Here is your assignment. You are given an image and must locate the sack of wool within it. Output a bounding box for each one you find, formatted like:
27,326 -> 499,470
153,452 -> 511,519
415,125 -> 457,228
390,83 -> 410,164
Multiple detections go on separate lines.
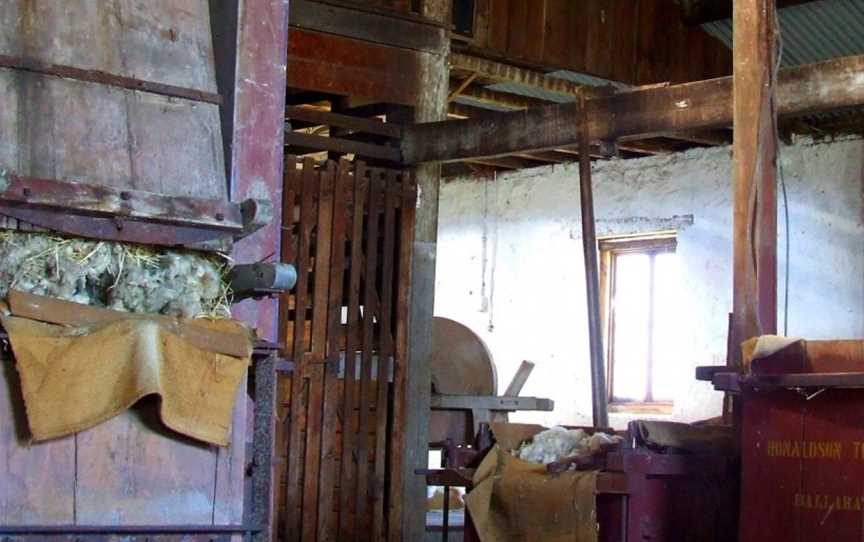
515,426 -> 623,465
0,232 -> 230,318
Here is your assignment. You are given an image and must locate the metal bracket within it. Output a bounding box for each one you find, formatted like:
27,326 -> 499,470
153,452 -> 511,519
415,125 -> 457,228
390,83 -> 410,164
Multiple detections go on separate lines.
229,263 -> 297,300
0,53 -> 223,105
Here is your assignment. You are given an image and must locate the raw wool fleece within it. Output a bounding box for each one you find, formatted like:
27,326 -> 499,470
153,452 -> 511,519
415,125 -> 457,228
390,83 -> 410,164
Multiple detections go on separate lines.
0,232 -> 230,318
515,426 -> 623,465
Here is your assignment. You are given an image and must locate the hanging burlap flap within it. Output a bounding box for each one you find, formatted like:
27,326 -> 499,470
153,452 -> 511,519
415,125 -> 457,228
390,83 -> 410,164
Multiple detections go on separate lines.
3,313 -> 250,446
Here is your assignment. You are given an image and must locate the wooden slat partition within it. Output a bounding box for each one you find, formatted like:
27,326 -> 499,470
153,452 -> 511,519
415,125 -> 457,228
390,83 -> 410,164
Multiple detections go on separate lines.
278,158 -> 416,542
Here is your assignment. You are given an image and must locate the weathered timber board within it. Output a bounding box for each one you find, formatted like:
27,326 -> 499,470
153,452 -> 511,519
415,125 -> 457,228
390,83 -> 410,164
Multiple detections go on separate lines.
75,401 -> 220,525
0,0 -> 242,529
0,0 -> 225,198
0,351 -> 75,525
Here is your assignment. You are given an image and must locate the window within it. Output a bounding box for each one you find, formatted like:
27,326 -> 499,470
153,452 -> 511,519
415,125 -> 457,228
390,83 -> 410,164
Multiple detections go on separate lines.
600,235 -> 680,414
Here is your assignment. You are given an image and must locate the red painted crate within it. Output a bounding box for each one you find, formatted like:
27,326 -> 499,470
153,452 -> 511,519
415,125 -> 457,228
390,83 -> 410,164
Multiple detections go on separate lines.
597,449 -> 738,542
710,339 -> 864,541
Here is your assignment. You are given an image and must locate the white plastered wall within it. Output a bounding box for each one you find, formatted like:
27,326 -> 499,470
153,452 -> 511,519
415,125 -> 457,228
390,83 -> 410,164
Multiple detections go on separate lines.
434,136 -> 864,429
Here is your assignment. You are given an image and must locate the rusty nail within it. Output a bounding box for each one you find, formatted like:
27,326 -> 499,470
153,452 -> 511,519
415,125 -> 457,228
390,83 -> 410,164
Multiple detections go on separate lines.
120,191 -> 132,200
215,212 -> 225,221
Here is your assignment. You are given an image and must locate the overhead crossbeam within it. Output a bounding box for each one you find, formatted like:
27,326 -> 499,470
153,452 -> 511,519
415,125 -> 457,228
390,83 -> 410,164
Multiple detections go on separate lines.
403,54 -> 864,164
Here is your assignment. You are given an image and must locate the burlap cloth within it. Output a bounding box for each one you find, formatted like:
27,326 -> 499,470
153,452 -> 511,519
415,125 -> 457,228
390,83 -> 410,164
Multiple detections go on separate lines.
2,308 -> 251,447
465,423 -> 598,542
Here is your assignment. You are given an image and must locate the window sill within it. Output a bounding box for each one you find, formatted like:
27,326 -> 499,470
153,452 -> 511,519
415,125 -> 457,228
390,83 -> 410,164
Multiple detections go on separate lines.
608,402 -> 673,415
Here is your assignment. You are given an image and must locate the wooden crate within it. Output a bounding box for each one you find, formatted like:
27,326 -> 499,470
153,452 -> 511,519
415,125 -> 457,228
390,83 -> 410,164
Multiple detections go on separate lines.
713,340 -> 864,540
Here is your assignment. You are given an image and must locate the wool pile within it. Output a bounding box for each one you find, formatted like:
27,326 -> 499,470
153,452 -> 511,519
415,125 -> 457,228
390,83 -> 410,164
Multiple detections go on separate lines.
0,232 -> 230,318
514,426 -> 623,465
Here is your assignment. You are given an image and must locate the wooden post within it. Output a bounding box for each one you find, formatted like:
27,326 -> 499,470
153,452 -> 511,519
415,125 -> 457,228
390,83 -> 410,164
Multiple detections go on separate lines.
228,0 -> 291,341
731,0 -> 778,364
399,1 -> 452,540
578,95 -> 609,429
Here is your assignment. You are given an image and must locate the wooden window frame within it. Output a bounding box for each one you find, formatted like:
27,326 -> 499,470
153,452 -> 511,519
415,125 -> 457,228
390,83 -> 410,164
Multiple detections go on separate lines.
599,234 -> 677,415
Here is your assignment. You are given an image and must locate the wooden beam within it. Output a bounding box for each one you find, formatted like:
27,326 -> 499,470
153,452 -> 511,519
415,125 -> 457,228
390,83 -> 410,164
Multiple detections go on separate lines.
467,156 -> 544,169
284,132 -> 401,162
731,0 -> 778,364
450,52 -> 594,97
289,0 -> 446,53
447,73 -> 479,102
287,28 -> 422,106
457,85 -> 546,109
513,151 -> 569,163
285,106 -> 402,138
402,54 -> 864,164
430,395 -> 554,411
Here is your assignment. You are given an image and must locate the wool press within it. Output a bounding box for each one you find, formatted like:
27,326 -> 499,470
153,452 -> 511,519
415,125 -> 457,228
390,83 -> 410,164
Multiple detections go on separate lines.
429,316 -> 554,446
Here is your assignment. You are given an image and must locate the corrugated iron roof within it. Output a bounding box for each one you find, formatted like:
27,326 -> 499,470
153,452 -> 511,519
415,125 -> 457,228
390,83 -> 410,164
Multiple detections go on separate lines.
702,0 -> 864,67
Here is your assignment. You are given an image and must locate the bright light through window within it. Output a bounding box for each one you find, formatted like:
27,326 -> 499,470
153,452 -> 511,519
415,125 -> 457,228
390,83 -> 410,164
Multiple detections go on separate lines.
602,236 -> 680,407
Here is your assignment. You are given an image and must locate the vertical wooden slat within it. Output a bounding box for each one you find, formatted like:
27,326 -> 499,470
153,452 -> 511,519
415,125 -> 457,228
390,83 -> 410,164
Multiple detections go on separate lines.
524,0 -> 547,63
317,159 -> 350,541
279,156 -> 300,349
634,0 -> 658,85
356,169 -> 383,542
302,161 -> 337,542
339,162 -> 369,540
566,0 -> 586,79
505,0 -> 529,60
472,0 -> 491,48
387,172 -> 416,542
285,158 -> 318,542
611,1 -> 639,84
543,0 -> 570,68
372,170 -> 398,541
276,156 -> 300,541
488,0 -> 510,53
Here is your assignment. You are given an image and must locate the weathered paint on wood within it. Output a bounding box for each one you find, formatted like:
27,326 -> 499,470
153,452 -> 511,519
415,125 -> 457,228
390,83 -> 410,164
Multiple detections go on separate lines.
287,28 -> 423,106
0,351 -> 75,525
228,0 -> 290,342
75,404 -> 219,525
0,1 -> 225,198
0,0 -> 253,530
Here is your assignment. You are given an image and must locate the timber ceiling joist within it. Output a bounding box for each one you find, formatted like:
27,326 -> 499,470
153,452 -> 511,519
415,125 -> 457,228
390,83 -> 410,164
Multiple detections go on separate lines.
409,54 -> 864,165
445,52 -> 734,173
450,53 -> 598,99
